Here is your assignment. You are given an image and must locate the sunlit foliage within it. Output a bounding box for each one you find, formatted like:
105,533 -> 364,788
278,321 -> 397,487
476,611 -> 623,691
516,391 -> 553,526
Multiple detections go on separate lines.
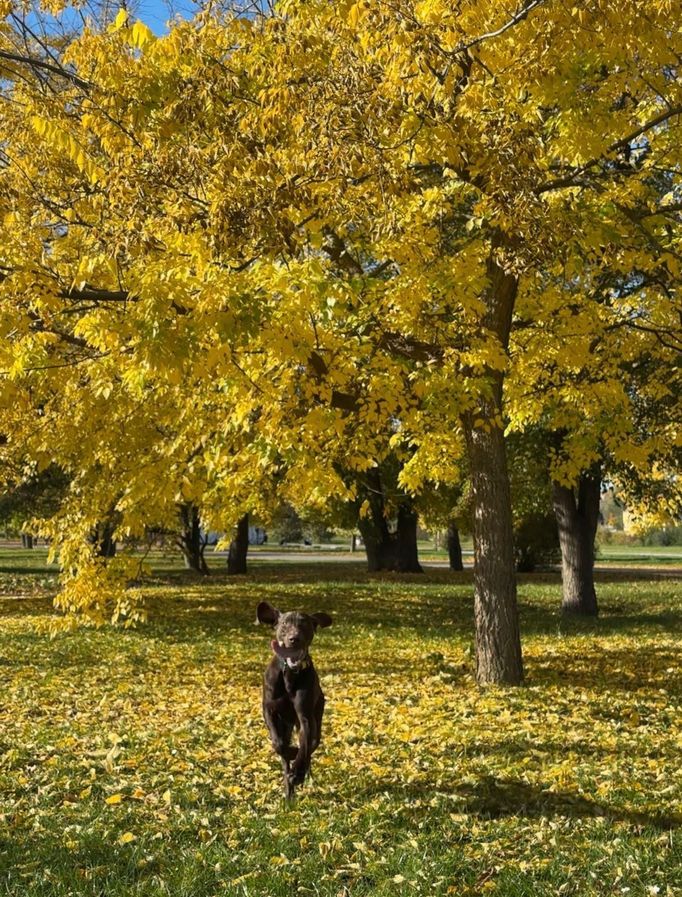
0,1 -> 680,640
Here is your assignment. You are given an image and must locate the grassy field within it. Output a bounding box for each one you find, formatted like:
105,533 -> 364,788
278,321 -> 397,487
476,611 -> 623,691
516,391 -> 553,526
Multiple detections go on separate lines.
0,549 -> 681,896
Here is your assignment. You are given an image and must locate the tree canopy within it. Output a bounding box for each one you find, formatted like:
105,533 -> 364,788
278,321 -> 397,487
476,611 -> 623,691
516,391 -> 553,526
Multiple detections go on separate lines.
1,0 -> 680,677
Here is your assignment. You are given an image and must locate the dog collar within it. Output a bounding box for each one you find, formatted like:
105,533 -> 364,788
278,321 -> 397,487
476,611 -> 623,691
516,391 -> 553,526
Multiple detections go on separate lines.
279,655 -> 311,672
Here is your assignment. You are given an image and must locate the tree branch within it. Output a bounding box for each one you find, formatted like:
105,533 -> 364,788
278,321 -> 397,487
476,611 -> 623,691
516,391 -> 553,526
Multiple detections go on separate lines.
0,49 -> 90,91
61,286 -> 130,303
537,105 -> 682,195
457,0 -> 548,53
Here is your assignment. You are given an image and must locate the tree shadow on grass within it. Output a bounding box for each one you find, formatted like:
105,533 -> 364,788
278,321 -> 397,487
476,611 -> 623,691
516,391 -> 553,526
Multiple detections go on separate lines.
141,579 -> 478,642
0,565 -> 56,576
0,594 -> 53,618
526,642 -> 682,695
0,834 -> 228,897
360,774 -> 681,831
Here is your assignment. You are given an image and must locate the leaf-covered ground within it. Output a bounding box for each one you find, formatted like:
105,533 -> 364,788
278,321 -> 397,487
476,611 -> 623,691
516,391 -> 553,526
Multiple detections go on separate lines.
0,555 -> 681,896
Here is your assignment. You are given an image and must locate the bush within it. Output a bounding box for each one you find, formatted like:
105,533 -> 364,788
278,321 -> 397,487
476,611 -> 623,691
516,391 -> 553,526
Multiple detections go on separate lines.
595,527 -> 638,547
641,525 -> 682,547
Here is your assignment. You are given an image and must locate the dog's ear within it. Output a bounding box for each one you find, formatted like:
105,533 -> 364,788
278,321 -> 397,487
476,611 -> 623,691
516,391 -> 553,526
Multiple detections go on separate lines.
256,601 -> 280,626
311,612 -> 332,630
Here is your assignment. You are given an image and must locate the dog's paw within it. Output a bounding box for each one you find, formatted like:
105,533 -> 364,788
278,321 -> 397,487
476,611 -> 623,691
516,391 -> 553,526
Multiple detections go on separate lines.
283,775 -> 296,801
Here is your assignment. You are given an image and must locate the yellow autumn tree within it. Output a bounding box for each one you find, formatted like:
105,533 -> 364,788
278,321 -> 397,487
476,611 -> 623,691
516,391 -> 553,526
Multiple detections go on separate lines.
509,260 -> 681,616
1,1 -> 681,682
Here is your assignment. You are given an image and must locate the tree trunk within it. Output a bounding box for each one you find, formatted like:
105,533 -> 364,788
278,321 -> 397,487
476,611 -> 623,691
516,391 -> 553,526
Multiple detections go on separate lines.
395,503 -> 423,573
357,471 -> 422,572
358,513 -> 396,571
178,503 -> 209,575
21,533 -> 34,549
358,469 -> 396,571
465,413 -> 524,685
227,513 -> 249,575
552,466 -> 601,616
96,521 -> 116,558
447,522 -> 464,571
461,236 -> 523,686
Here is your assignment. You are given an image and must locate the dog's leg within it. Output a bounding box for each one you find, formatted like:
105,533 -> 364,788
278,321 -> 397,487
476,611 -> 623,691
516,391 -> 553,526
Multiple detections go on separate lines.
288,709 -> 316,787
310,693 -> 325,752
263,697 -> 298,798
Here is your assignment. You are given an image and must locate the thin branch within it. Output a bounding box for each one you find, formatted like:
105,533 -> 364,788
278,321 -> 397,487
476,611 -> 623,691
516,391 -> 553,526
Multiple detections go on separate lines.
0,49 -> 90,91
457,0 -> 547,53
61,286 -> 130,303
538,104 -> 682,194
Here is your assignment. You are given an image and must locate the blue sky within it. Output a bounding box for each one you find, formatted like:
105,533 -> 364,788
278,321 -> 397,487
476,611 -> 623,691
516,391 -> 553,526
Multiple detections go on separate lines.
20,1 -> 265,44
22,1 -> 200,38
132,0 -> 198,34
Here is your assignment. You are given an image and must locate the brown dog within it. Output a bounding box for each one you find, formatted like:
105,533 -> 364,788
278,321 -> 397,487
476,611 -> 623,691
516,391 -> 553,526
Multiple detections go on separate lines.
256,601 -> 332,798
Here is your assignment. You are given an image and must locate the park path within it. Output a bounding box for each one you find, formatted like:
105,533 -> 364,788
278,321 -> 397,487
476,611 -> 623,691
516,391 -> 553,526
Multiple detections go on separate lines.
230,550 -> 682,577
2,541 -> 681,577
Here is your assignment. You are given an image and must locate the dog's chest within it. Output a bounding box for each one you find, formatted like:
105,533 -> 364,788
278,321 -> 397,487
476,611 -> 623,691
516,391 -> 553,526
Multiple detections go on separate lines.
278,664 -> 313,698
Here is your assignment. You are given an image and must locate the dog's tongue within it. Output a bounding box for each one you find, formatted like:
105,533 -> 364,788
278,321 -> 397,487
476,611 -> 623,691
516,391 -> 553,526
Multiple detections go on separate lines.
271,639 -> 302,659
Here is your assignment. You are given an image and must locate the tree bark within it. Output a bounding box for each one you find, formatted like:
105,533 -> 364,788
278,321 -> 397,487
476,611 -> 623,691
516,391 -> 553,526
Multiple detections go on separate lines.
358,513 -> 395,571
461,237 -> 523,686
357,470 -> 422,572
395,503 -> 423,573
447,522 -> 464,571
95,521 -> 116,558
21,533 -> 34,549
227,513 -> 249,575
552,466 -> 601,616
178,503 -> 210,575
465,413 -> 524,685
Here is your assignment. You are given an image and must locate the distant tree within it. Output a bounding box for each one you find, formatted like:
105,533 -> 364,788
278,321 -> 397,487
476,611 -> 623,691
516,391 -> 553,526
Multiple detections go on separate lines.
418,481 -> 471,573
227,513 -> 249,575
177,503 -> 210,574
0,466 -> 69,545
507,431 -> 560,574
352,461 -> 423,574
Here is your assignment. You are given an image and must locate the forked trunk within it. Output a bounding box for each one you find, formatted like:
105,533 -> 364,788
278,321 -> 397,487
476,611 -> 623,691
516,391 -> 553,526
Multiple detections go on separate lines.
358,472 -> 422,573
447,522 -> 464,571
552,467 -> 601,616
227,513 -> 249,575
178,503 -> 210,575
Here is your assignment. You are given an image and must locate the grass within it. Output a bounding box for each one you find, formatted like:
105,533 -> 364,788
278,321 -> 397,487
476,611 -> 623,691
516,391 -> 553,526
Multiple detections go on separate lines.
0,551 -> 680,896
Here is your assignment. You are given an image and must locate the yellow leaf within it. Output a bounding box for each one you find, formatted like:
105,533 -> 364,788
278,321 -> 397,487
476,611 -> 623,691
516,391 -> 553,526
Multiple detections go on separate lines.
347,2 -> 364,28
105,793 -> 123,805
112,7 -> 128,30
131,20 -> 154,48
118,831 -> 136,845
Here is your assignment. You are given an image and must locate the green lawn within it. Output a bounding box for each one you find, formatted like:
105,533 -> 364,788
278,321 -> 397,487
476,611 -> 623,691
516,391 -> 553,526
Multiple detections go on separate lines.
0,551 -> 680,896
